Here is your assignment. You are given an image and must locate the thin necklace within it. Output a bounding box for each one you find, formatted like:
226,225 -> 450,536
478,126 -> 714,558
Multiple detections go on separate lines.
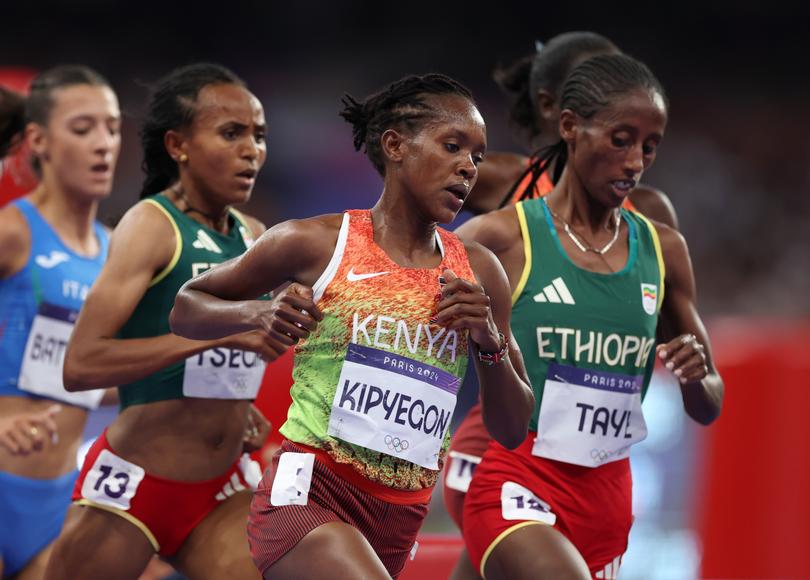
171,186 -> 228,230
549,208 -> 622,255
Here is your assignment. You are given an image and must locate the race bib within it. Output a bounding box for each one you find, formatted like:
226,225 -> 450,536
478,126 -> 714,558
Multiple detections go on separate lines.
327,343 -> 461,470
18,302 -> 103,409
183,347 -> 265,399
270,452 -> 315,506
500,481 -> 556,524
445,451 -> 482,493
80,448 -> 145,510
532,363 -> 647,467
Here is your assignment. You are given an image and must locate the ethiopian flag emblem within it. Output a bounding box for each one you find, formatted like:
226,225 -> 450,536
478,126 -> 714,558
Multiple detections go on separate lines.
641,283 -> 658,315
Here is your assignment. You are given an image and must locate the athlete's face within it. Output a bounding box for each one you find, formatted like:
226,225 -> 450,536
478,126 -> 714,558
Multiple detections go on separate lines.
180,83 -> 266,206
28,84 -> 121,201
397,94 -> 486,224
563,87 -> 667,207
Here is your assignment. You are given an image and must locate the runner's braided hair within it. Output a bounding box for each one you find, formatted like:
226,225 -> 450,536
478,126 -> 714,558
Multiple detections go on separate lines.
140,63 -> 245,199
0,66 -> 110,170
340,73 -> 474,176
508,53 -> 667,204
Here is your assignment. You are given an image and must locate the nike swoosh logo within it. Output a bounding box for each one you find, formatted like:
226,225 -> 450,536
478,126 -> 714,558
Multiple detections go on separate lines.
35,251 -> 70,269
347,268 -> 389,282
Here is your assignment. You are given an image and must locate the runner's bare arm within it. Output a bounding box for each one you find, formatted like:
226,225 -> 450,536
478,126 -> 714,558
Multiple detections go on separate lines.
456,207 -> 525,290
170,215 -> 339,340
656,224 -> 723,425
63,202 -> 283,391
438,243 -> 534,449
456,208 -> 521,254
0,204 -> 30,279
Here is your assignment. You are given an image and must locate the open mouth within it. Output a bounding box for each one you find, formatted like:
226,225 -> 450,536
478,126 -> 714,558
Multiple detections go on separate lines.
236,168 -> 257,180
91,162 -> 110,173
612,179 -> 636,192
444,183 -> 469,201
611,179 -> 636,193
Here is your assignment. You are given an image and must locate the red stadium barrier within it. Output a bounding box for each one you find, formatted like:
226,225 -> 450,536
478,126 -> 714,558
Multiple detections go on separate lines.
698,318 -> 810,579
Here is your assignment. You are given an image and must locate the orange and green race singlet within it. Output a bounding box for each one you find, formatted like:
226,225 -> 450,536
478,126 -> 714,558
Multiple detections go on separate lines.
280,210 -> 475,492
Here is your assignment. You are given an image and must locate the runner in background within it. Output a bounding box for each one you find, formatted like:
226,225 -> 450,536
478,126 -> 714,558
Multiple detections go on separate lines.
0,65 -> 120,579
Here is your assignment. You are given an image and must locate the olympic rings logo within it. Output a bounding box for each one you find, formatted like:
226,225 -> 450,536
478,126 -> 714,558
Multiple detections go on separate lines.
384,435 -> 409,453
591,444 -> 632,464
590,449 -> 611,463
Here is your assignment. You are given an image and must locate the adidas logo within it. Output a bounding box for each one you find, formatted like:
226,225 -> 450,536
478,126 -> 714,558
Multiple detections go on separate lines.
595,554 -> 623,579
533,277 -> 575,305
192,229 -> 222,254
215,472 -> 247,501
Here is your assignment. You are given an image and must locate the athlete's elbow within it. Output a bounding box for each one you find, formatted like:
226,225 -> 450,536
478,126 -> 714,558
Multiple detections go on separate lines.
685,378 -> 723,426
494,422 -> 528,450
169,293 -> 195,339
63,355 -> 91,392
477,380 -> 533,448
168,304 -> 185,337
495,433 -> 521,450
690,404 -> 721,426
497,413 -> 532,450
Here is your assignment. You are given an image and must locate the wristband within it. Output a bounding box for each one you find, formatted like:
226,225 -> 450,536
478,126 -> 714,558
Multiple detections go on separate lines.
477,332 -> 508,366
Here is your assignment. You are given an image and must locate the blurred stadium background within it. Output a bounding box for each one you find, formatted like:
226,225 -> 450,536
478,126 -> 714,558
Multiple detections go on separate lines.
2,2 -> 807,578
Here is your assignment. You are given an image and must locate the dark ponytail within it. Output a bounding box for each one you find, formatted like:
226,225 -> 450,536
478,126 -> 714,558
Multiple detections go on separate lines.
139,63 -> 245,199
498,140 -> 567,206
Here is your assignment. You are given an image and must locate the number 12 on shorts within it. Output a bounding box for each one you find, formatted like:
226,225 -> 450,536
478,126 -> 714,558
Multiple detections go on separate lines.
80,448 -> 145,510
500,481 -> 556,525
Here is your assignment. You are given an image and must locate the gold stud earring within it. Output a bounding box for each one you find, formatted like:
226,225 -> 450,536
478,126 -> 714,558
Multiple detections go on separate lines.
178,153 -> 188,163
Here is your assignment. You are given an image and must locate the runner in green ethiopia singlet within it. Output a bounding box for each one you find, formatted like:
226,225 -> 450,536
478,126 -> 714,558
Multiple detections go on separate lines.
117,193 -> 265,409
511,197 -> 665,468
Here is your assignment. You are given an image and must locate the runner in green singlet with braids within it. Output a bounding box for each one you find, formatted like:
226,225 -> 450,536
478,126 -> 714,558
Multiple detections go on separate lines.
45,64 -> 313,580
458,53 -> 724,580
